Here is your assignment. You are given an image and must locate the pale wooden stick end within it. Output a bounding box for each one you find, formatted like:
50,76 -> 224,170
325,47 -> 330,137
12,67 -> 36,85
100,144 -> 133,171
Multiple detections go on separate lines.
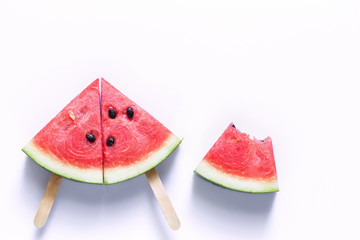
34,173 -> 62,228
145,168 -> 181,231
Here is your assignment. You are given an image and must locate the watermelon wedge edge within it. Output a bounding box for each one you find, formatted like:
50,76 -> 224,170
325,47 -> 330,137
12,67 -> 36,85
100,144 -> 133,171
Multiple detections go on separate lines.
22,141 -> 103,184
195,161 -> 279,193
104,134 -> 181,184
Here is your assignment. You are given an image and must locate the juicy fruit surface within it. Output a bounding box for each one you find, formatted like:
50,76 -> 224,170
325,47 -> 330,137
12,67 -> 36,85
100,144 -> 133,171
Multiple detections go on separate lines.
101,79 -> 180,183
30,80 -> 103,169
101,79 -> 171,168
23,79 -> 181,184
204,124 -> 277,180
196,123 -> 278,192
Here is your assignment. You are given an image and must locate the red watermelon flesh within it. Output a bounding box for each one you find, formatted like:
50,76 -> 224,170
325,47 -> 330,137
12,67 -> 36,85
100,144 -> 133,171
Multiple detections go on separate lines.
22,79 -> 181,184
195,123 -> 278,193
22,79 -> 103,183
101,79 -> 182,184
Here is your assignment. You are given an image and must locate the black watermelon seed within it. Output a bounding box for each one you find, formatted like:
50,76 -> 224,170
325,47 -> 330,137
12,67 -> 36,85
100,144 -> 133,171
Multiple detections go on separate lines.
86,133 -> 96,143
232,124 -> 236,129
126,107 -> 134,119
106,137 -> 115,147
108,108 -> 117,119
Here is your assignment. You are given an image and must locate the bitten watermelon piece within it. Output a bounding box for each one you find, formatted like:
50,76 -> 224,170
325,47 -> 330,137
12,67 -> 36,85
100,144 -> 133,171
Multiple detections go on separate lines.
101,79 -> 182,184
195,123 -> 279,193
22,80 -> 103,183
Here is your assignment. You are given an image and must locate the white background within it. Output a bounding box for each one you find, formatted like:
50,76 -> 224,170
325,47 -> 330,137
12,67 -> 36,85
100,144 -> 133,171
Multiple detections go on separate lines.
1,1 -> 359,239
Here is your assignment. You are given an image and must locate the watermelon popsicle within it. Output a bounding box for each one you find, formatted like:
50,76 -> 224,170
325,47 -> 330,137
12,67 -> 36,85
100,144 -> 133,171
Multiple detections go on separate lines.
100,79 -> 181,230
23,79 -> 181,229
100,79 -> 182,184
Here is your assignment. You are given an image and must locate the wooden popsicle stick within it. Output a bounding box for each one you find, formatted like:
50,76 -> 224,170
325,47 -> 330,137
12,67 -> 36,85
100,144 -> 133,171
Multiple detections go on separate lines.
34,173 -> 63,228
145,167 -> 181,230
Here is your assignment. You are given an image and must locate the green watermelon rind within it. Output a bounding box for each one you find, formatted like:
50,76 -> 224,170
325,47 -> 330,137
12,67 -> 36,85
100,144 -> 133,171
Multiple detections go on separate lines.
104,134 -> 181,184
23,134 -> 181,185
194,160 -> 279,193
22,141 -> 103,184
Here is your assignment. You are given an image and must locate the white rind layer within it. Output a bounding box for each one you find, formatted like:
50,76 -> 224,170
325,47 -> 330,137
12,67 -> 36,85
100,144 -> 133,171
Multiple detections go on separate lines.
104,134 -> 181,184
195,160 -> 279,193
22,140 -> 103,184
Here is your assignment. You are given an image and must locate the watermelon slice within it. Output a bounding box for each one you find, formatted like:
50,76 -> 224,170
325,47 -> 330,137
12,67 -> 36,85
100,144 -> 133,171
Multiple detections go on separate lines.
22,79 -> 181,184
195,123 -> 279,193
101,79 -> 181,184
22,79 -> 103,183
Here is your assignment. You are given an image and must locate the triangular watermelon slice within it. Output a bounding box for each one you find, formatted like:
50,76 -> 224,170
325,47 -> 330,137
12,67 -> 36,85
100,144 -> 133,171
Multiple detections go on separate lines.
100,79 -> 182,184
22,79 -> 103,183
22,79 -> 181,184
195,123 -> 279,193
